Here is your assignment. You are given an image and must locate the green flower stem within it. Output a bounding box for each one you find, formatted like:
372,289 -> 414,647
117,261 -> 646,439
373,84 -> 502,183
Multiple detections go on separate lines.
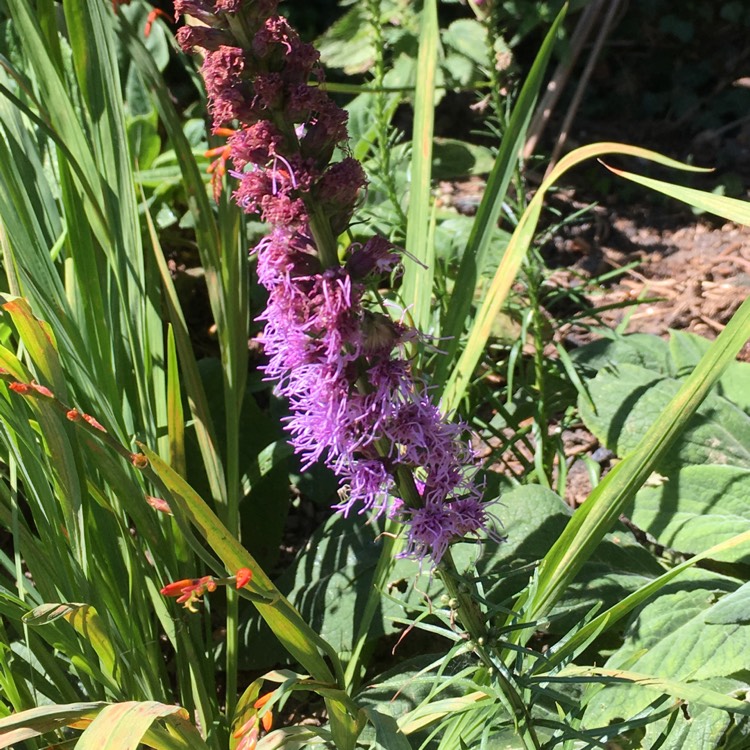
307,201 -> 340,269
271,117 -> 341,270
436,548 -> 488,644
435,550 -> 541,749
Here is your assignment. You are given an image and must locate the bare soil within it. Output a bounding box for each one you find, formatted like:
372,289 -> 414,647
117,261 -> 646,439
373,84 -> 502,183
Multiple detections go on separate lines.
546,191 -> 750,353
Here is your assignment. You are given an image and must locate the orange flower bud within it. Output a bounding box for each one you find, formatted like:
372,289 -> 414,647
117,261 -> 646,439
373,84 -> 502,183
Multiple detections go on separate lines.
144,8 -> 169,38
82,413 -> 106,432
253,692 -> 274,709
261,710 -> 273,732
145,495 -> 172,514
30,382 -> 54,398
253,692 -> 274,733
235,568 -> 252,589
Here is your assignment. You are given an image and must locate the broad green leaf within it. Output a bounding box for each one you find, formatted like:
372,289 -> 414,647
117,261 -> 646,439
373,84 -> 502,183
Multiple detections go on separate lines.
572,330 -> 750,413
347,54 -> 414,163
512,295 -> 750,631
668,330 -> 750,411
127,114 -> 161,171
580,363 -> 750,472
316,3 -> 397,74
539,529 -> 750,674
581,572 -> 750,727
356,654 -> 460,725
363,707 -> 413,750
570,333 -> 672,377
636,686 -> 736,750
431,139 -> 495,180
239,514 -> 415,669
630,465 -> 750,562
705,581 -> 750,625
474,486 -> 662,631
441,19 -> 490,67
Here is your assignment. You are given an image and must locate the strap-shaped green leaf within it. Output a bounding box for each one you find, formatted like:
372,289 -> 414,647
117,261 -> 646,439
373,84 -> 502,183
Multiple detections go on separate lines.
401,0 -> 438,332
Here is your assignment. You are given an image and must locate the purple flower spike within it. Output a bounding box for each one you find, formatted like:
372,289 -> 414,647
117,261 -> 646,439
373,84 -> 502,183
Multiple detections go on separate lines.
178,0 -> 501,566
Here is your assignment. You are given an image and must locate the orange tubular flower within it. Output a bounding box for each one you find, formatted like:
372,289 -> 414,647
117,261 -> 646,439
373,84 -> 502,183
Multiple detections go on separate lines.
144,8 -> 170,37
160,575 -> 217,613
235,567 -> 252,589
254,692 -> 274,732
204,128 -> 235,202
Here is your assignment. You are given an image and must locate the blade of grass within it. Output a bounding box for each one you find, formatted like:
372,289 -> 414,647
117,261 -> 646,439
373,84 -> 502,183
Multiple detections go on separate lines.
166,325 -> 187,480
139,445 -> 362,750
138,445 -> 336,681
63,0 -> 162,442
0,701 -> 105,748
2,299 -> 86,562
75,701 -> 202,750
141,193 -> 226,505
600,162 -> 750,223
122,14 -> 231,507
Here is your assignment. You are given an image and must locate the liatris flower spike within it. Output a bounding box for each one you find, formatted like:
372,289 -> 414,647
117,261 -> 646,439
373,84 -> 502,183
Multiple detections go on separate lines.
177,1 -> 502,566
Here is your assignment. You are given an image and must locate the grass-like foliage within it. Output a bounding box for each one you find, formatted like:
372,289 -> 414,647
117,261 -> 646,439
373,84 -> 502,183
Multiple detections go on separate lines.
0,1 -> 749,749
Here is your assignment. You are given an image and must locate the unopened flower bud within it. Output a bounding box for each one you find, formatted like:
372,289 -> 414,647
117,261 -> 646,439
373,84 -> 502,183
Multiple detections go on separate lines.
346,235 -> 399,279
176,25 -> 232,52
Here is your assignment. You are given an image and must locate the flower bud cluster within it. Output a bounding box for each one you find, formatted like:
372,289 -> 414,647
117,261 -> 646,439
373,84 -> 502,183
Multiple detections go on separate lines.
178,2 -> 499,564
